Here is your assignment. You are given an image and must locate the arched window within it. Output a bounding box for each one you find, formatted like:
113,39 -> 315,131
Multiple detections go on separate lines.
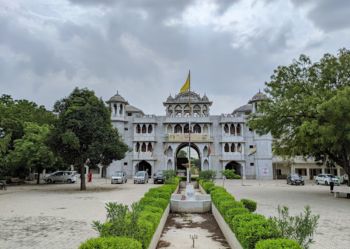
184,124 -> 190,133
203,146 -> 208,157
142,124 -> 146,133
230,124 -> 235,135
237,143 -> 242,152
193,105 -> 201,117
167,146 -> 173,157
203,124 -> 208,134
167,124 -> 172,133
136,142 -> 140,152
231,143 -> 235,152
113,104 -> 117,115
141,143 -> 146,152
119,104 -> 123,115
147,142 -> 153,152
236,124 -> 241,136
175,105 -> 182,117
224,124 -> 229,133
224,143 -> 229,152
174,124 -> 182,133
202,105 -> 208,116
136,124 -> 141,133
193,124 -> 201,133
148,125 -> 153,133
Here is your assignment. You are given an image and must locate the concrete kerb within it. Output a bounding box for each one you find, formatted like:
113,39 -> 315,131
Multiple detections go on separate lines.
212,204 -> 243,249
148,184 -> 179,249
148,204 -> 170,249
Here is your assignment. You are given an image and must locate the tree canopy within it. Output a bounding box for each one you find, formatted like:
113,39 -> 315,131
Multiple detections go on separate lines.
0,95 -> 57,179
49,88 -> 128,190
249,49 -> 350,180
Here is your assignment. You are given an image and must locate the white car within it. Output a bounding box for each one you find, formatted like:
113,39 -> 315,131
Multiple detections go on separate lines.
44,171 -> 77,184
133,171 -> 149,184
111,171 -> 127,184
340,174 -> 349,184
315,174 -> 340,186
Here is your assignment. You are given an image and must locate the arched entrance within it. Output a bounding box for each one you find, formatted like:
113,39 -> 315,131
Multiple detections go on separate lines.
175,143 -> 201,176
225,161 -> 241,176
136,160 -> 152,176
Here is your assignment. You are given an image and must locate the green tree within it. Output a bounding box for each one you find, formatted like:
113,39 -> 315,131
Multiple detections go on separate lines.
0,95 -> 56,178
48,88 -> 128,190
249,49 -> 350,183
6,122 -> 55,183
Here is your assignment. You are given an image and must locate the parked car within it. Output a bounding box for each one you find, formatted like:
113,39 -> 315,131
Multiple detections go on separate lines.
286,174 -> 305,185
153,171 -> 165,184
133,171 -> 149,184
315,174 -> 340,186
111,171 -> 127,184
44,171 -> 77,184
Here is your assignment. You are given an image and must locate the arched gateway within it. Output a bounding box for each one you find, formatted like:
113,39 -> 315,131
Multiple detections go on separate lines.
175,143 -> 201,175
135,160 -> 152,176
225,161 -> 241,176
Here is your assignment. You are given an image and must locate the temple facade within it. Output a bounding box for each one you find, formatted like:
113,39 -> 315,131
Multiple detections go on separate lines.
105,89 -> 274,180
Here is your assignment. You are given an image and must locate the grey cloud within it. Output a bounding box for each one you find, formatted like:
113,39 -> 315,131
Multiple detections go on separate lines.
291,0 -> 350,32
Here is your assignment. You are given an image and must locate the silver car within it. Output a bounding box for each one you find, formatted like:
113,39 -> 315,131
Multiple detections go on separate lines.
44,171 -> 77,184
111,171 -> 127,184
133,171 -> 149,184
315,174 -> 340,186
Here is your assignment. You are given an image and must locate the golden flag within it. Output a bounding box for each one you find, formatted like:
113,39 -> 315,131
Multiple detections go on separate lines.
180,71 -> 190,93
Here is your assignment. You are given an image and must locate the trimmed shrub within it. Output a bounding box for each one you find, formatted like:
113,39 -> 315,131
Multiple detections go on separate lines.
222,169 -> 240,179
233,214 -> 280,249
138,210 -> 162,230
224,207 -> 249,223
79,236 -> 142,249
231,213 -> 266,233
139,197 -> 168,210
255,239 -> 302,249
142,205 -> 163,214
199,170 -> 216,180
202,181 -> 215,193
135,219 -> 154,248
241,199 -> 257,212
218,200 -> 244,216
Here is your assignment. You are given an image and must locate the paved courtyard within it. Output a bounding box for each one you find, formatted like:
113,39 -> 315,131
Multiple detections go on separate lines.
0,179 -> 156,249
218,179 -> 350,249
1,179 -> 349,249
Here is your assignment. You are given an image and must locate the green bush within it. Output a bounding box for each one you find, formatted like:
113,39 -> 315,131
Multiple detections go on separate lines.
234,216 -> 280,249
135,219 -> 154,248
79,236 -> 142,249
142,205 -> 163,214
241,199 -> 257,212
139,197 -> 168,210
272,206 -> 319,249
222,169 -> 240,179
218,200 -> 244,216
224,207 -> 249,223
199,170 -> 216,180
138,210 -> 162,230
202,181 -> 215,193
231,213 -> 266,233
255,239 -> 302,249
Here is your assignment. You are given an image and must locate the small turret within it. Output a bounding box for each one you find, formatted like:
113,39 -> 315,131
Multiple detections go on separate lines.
248,90 -> 268,113
107,91 -> 128,119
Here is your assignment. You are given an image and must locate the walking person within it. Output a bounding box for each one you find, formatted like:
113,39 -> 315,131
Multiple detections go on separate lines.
330,177 -> 335,193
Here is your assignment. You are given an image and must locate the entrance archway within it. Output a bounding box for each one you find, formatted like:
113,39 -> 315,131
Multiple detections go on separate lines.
136,160 -> 152,176
175,143 -> 201,175
225,161 -> 241,176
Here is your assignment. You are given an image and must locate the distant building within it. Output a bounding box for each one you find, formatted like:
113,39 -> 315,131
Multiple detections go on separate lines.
105,89 -> 274,179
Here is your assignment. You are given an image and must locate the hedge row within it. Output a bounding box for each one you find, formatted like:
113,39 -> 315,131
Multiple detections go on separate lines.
80,178 -> 179,249
79,237 -> 142,249
199,180 -> 301,249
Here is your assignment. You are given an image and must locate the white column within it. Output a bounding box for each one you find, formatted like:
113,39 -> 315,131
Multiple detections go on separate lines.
241,162 -> 246,180
84,165 -> 89,176
98,164 -> 103,178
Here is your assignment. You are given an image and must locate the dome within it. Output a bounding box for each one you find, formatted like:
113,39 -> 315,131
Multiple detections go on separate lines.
249,91 -> 268,103
107,92 -> 128,104
232,104 -> 252,114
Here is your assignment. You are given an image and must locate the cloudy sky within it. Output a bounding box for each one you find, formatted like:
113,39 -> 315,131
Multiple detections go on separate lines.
1,0 -> 350,115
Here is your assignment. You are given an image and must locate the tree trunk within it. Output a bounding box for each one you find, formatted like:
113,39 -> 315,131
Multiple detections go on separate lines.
36,172 -> 40,185
80,164 -> 86,191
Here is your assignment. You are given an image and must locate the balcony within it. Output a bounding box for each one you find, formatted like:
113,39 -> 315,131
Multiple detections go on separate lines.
221,135 -> 245,143
164,116 -> 212,124
219,114 -> 245,123
220,153 -> 244,161
165,133 -> 213,143
133,134 -> 156,142
132,152 -> 156,161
